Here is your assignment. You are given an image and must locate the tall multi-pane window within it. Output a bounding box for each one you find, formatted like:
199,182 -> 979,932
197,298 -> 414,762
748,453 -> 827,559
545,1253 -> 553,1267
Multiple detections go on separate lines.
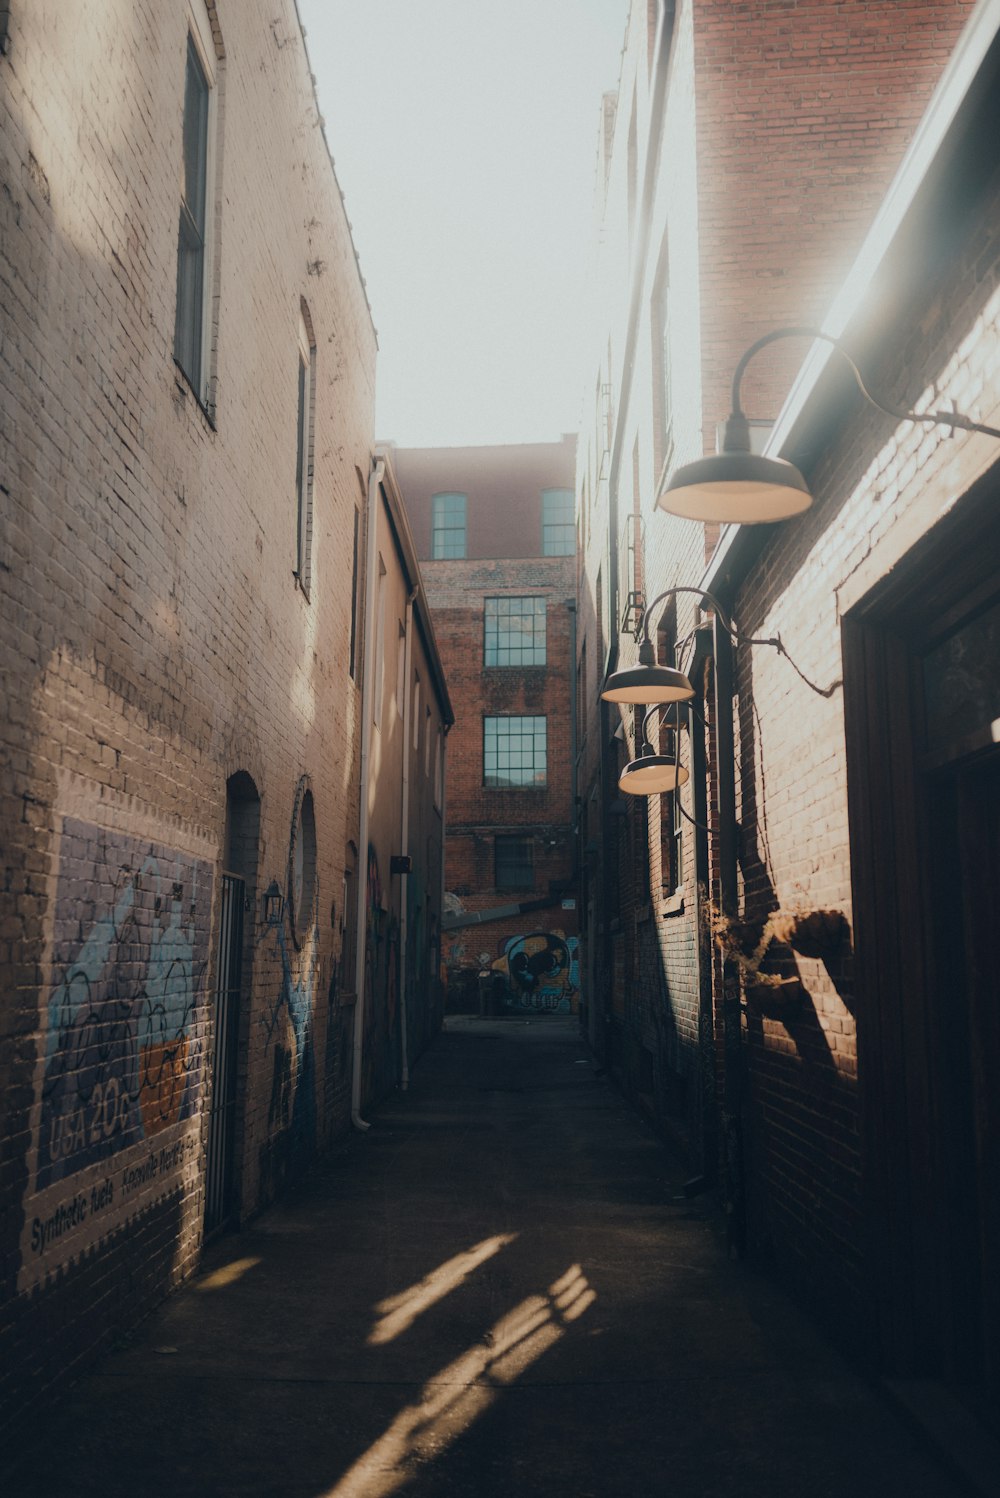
294,311 -> 316,592
431,493 -> 467,558
349,507 -> 360,680
660,786 -> 683,896
484,597 -> 546,667
495,836 -> 534,891
542,489 -> 574,556
483,716 -> 546,788
652,242 -> 673,473
174,25 -> 214,400
374,558 -> 387,730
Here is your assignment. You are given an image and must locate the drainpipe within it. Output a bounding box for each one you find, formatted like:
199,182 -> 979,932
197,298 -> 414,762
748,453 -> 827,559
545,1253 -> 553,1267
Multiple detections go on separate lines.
713,614 -> 745,1252
605,0 -> 675,674
398,585 -> 418,1090
439,725 -> 449,1016
597,2 -> 674,1053
568,599 -> 578,837
352,455 -> 385,1131
689,625 -> 717,1186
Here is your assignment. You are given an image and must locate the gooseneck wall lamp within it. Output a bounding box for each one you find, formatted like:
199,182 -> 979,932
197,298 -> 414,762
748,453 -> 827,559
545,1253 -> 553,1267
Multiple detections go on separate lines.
601,585 -> 743,706
658,325 -> 1000,525
618,704 -> 690,796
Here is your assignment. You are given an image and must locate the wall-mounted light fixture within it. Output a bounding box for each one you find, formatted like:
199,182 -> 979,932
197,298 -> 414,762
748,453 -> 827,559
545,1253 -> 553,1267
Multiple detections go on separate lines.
263,879 -> 284,928
618,705 -> 690,797
601,586 -> 740,705
658,325 -> 1000,525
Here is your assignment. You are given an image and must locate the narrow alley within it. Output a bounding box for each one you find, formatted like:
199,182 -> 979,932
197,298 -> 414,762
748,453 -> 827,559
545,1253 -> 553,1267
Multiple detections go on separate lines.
2,1018 -> 970,1498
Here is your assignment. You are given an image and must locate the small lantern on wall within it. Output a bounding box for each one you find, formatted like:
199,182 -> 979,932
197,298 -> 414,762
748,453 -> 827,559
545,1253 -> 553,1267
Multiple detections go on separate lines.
263,879 -> 284,929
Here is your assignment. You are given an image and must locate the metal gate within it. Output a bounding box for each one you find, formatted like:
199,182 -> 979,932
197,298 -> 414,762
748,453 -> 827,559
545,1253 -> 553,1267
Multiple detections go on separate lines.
205,873 -> 244,1234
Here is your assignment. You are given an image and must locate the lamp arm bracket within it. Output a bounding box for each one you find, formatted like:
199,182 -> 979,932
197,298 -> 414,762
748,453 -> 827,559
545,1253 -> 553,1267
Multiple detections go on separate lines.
640,585 -> 736,651
730,325 -> 1000,439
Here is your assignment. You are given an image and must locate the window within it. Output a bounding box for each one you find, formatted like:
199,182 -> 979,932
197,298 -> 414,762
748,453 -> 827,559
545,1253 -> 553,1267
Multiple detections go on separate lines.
660,787 -> 683,897
626,93 -> 638,256
433,730 -> 443,810
173,15 -> 217,403
484,716 -> 546,788
349,507 -> 360,680
412,674 -> 421,750
484,596 -> 546,667
652,241 -> 674,473
542,490 -> 574,556
495,836 -> 534,891
374,558 -> 387,730
432,493 -> 466,559
294,310 -> 316,592
396,623 -> 406,716
577,640 -> 587,750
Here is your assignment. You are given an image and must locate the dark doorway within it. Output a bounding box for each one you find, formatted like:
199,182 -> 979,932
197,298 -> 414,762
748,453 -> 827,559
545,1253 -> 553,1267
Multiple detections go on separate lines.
843,483 -> 1000,1430
205,772 -> 260,1236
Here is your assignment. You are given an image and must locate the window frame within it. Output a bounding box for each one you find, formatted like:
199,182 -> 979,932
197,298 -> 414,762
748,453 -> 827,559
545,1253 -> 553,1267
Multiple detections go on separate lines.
483,595 -> 547,668
173,7 -> 218,409
294,311 -> 316,595
495,835 -> 535,892
483,715 -> 547,789
651,238 -> 674,477
431,492 -> 467,559
349,506 -> 360,680
374,557 -> 387,731
542,489 -> 575,557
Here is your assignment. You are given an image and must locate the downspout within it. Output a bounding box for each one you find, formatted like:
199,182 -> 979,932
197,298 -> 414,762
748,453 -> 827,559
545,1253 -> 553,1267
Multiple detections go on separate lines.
605,0 -> 675,672
689,625 -> 717,1187
568,599 -> 578,838
439,725 -> 449,1020
398,585 -> 418,1090
599,2 -> 674,1045
713,614 -> 745,1253
352,455 -> 385,1131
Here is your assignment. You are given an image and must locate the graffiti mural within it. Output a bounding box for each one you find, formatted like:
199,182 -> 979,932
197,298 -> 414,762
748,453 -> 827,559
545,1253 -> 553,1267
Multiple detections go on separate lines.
492,931 -> 580,1013
19,785 -> 213,1292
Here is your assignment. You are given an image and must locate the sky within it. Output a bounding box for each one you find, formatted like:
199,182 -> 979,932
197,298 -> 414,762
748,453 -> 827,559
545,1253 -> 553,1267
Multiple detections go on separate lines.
297,0 -> 628,448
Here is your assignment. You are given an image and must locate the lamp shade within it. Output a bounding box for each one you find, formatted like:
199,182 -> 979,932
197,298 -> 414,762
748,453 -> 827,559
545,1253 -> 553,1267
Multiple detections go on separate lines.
658,451 -> 812,524
601,663 -> 694,705
618,754 -> 690,796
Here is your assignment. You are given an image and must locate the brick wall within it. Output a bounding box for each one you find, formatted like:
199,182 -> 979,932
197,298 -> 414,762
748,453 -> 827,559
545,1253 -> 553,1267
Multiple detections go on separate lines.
575,0 -> 976,1214
0,0 -> 376,1424
692,0 -> 974,444
390,438 -> 578,561
726,161 -> 1000,1349
395,435 -> 582,1016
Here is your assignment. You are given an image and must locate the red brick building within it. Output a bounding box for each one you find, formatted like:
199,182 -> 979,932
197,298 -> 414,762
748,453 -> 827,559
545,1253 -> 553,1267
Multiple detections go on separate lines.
577,0 -> 991,1416
389,440 -> 580,1015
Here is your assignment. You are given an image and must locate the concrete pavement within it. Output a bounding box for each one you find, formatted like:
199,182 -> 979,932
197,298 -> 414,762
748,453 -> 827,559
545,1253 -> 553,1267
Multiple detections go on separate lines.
2,1016 -> 970,1497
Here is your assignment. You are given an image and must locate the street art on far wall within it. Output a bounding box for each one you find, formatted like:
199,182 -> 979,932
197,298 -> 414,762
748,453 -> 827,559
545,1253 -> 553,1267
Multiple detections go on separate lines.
492,931 -> 580,1013
19,777 -> 214,1293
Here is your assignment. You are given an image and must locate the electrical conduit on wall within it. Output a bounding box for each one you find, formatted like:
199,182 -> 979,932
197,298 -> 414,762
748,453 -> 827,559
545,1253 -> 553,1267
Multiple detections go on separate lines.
398,587 -> 417,1090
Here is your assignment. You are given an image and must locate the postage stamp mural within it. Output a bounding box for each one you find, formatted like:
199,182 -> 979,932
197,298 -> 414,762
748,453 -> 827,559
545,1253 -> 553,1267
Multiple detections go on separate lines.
18,778 -> 215,1292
